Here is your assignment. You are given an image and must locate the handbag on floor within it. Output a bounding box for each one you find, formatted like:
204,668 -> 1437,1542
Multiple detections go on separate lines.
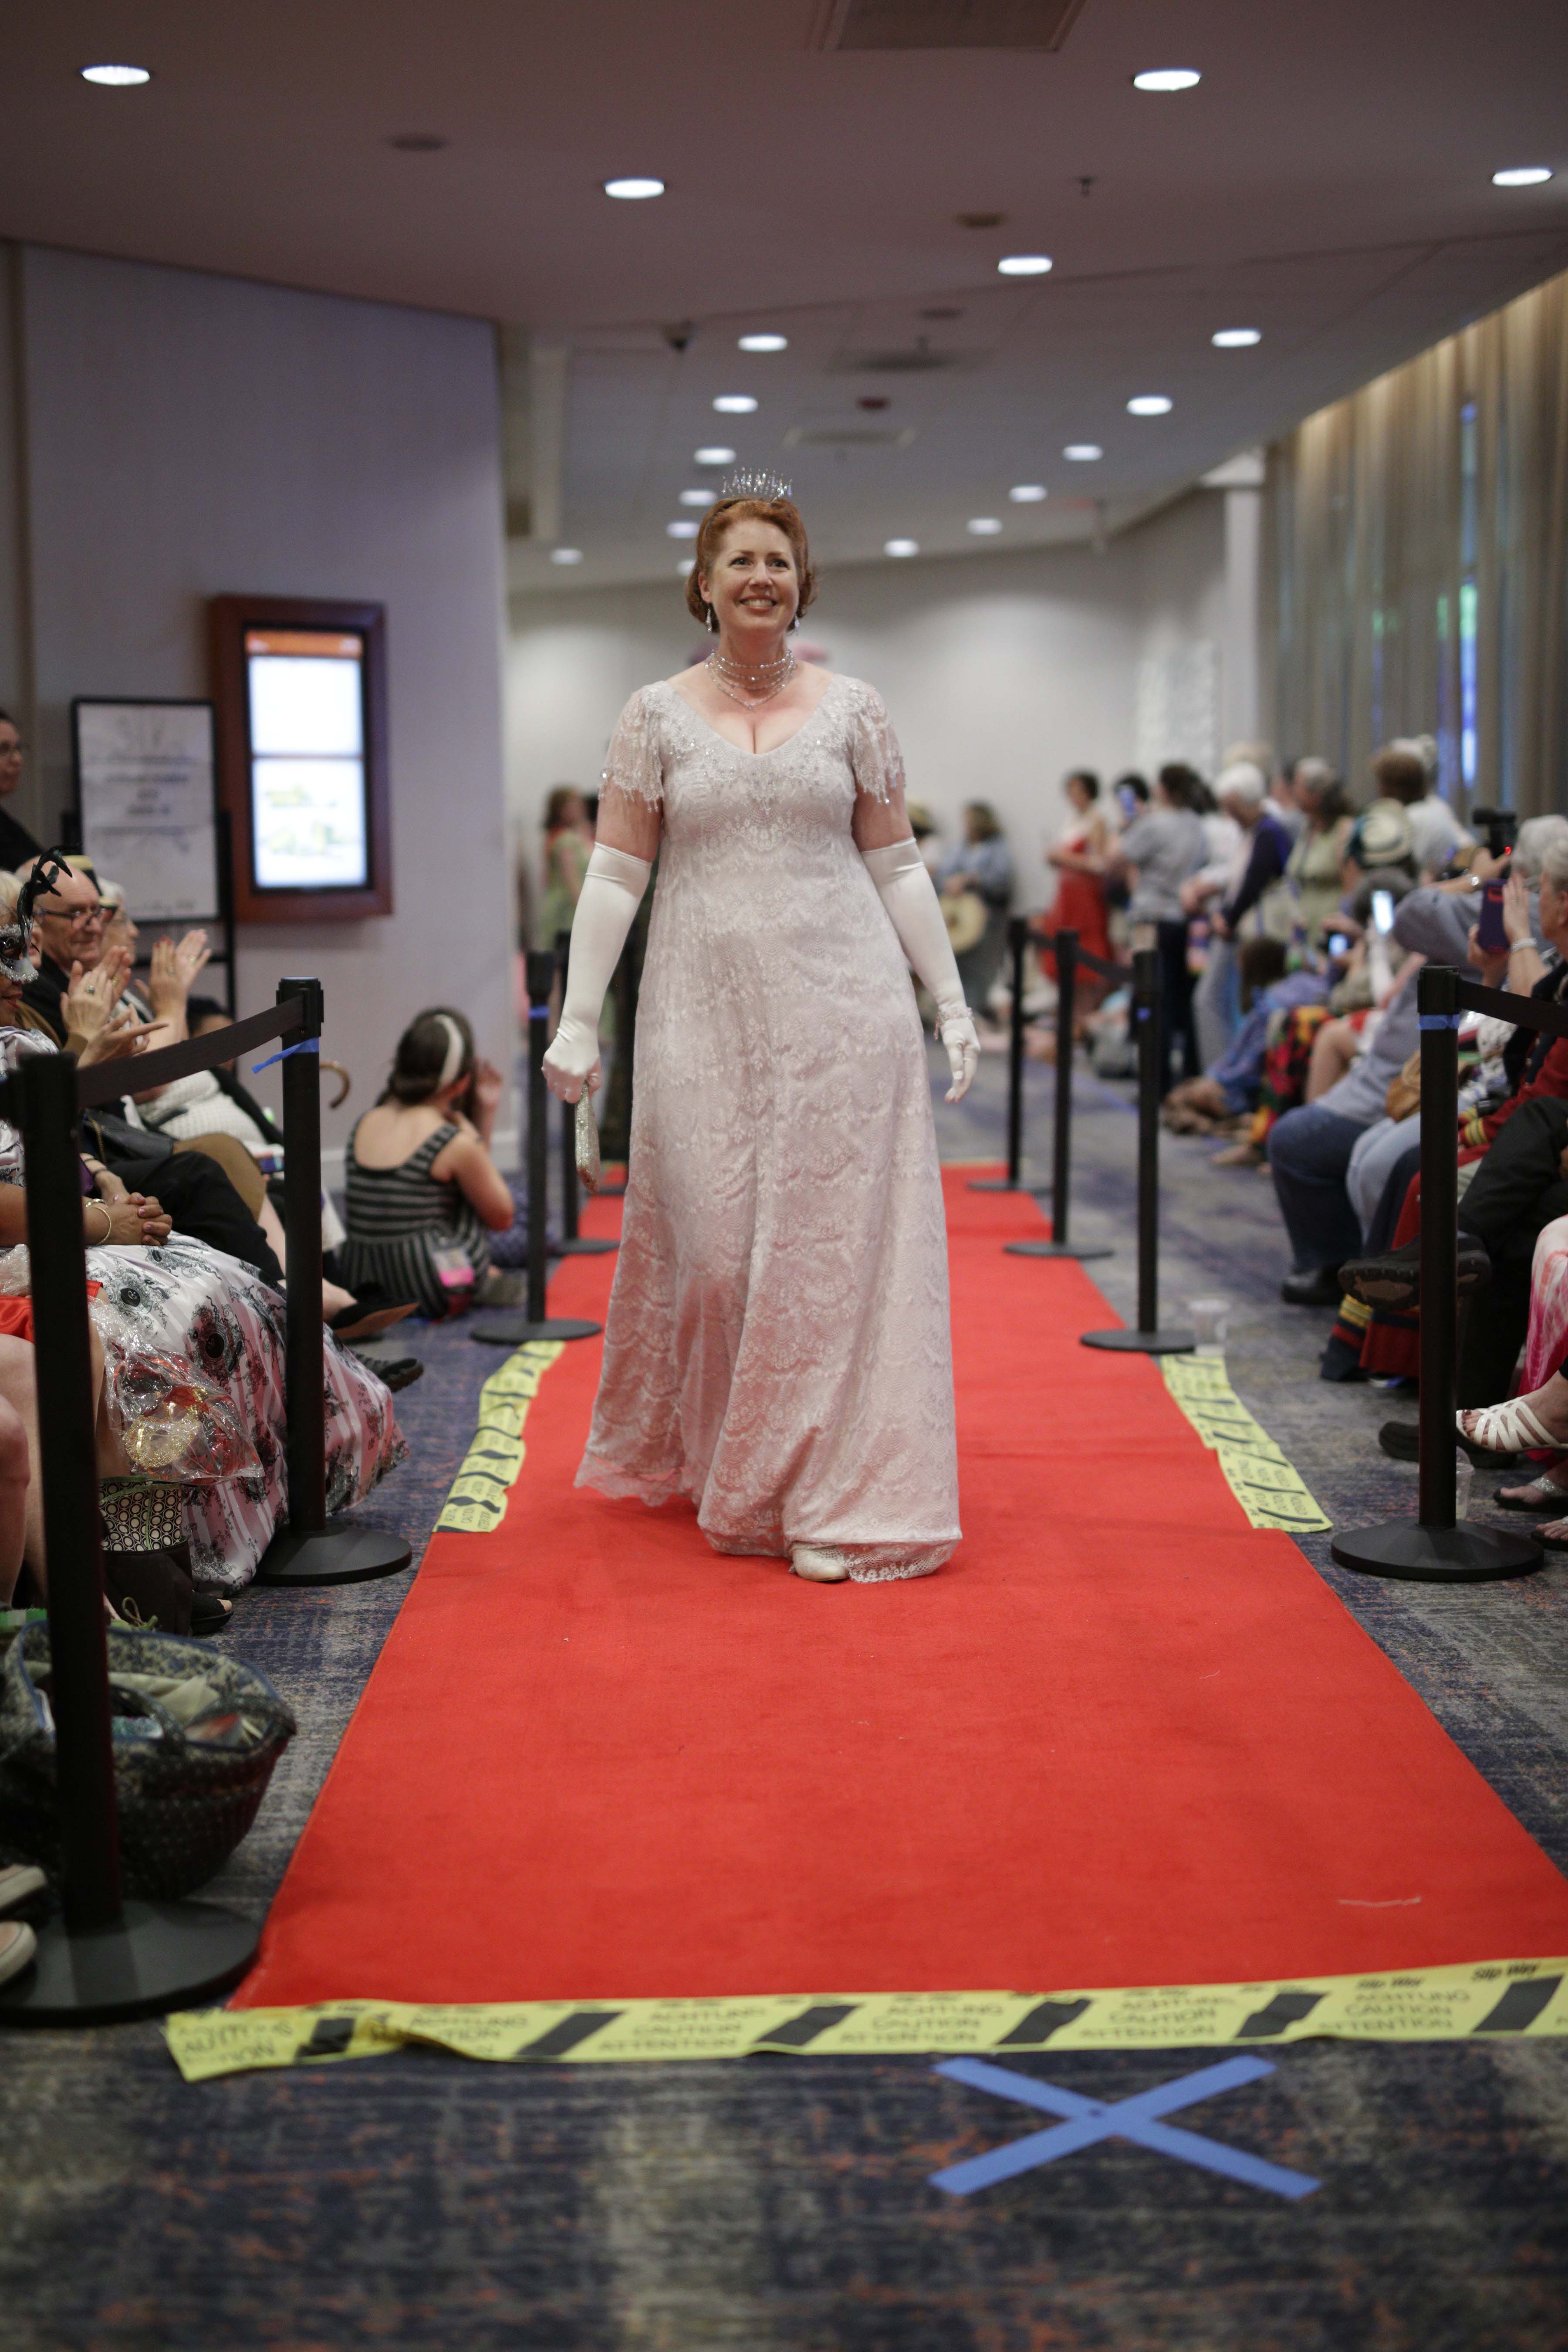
0,1621 -> 295,1898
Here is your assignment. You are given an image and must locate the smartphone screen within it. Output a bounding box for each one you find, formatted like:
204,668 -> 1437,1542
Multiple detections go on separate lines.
1372,889 -> 1395,935
1327,933 -> 1350,957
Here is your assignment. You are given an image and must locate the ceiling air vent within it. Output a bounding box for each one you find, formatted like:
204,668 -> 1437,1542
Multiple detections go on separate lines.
828,346 -> 976,375
810,0 -> 1089,51
783,425 -> 919,449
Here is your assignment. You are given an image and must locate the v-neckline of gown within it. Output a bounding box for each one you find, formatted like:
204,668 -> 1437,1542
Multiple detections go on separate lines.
665,670 -> 843,762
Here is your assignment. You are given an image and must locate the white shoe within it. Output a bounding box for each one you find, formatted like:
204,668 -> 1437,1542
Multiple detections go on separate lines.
0,1862 -> 44,1917
791,1544 -> 850,1584
0,1917 -> 37,1989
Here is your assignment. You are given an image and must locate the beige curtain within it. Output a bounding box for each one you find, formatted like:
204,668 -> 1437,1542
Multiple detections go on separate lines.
1263,267 -> 1568,819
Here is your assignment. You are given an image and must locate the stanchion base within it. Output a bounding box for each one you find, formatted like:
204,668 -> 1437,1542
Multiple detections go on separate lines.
0,1898 -> 257,2027
968,1179 -> 1051,1194
1331,1518 -> 1544,1583
1081,1326 -> 1195,1355
554,1237 -> 618,1256
470,1315 -> 602,1348
1006,1240 -> 1113,1261
256,1525 -> 413,1587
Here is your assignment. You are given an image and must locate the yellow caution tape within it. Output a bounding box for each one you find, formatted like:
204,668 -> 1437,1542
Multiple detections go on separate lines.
1161,1354 -> 1332,1534
432,1341 -> 564,1535
164,1957 -> 1568,2082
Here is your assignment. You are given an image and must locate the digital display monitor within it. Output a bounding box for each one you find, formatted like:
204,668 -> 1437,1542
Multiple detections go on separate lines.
245,628 -> 370,891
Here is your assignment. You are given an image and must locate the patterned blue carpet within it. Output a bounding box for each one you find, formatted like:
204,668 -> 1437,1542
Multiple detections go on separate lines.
4,1051 -> 1567,2352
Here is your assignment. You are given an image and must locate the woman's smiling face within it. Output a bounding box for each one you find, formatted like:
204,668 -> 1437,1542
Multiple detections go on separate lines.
700,519 -> 800,636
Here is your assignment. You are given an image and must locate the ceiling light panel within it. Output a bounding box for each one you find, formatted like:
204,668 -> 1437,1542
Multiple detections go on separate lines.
603,177 -> 664,199
1132,68 -> 1201,91
1127,395 -> 1173,415
695,446 -> 735,465
80,63 -> 152,86
967,518 -> 1003,534
1492,166 -> 1553,186
997,255 -> 1052,277
713,395 -> 757,413
738,333 -> 787,351
1009,483 -> 1047,502
1212,328 -> 1262,347
1063,444 -> 1102,460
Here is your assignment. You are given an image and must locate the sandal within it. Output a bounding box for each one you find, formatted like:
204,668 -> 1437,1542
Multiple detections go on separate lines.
1457,1399 -> 1564,1455
1536,1518 -> 1568,1552
1496,1459 -> 1568,1512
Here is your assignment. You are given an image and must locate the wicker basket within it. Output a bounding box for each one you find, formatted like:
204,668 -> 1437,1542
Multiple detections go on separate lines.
0,1622 -> 296,1899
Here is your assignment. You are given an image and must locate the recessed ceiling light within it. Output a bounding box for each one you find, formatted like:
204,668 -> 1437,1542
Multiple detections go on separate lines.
968,518 -> 1003,535
679,489 -> 713,507
387,132 -> 448,152
1009,484 -> 1048,503
1212,328 -> 1261,348
738,333 -> 787,352
80,63 -> 152,87
1492,166 -> 1553,187
550,547 -> 584,566
1127,395 -> 1173,416
695,445 -> 735,464
998,254 -> 1053,277
604,176 -> 664,199
885,539 -> 919,558
1132,68 -> 1201,92
713,395 -> 757,414
667,520 -> 700,539
1063,443 -> 1102,461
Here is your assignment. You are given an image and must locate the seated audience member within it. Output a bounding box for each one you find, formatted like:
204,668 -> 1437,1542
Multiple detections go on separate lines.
1163,938 -> 1329,1154
19,856 -> 289,1288
1385,734 -> 1470,876
0,710 -> 42,872
1186,762 -> 1294,1065
342,1008 -> 518,1317
1107,767 -> 1208,1093
1266,885 -> 1475,1302
0,890 -> 405,1599
1284,760 -> 1355,946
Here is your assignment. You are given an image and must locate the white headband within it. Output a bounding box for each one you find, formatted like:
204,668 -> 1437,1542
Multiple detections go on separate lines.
434,1014 -> 466,1089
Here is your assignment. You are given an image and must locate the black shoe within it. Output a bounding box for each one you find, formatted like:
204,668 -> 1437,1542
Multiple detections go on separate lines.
1379,1418 -> 1520,1468
348,1351 -> 425,1393
1339,1235 -> 1492,1310
1281,1266 -> 1343,1306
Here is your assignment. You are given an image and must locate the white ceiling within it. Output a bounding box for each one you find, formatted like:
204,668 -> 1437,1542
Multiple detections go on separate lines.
4,1 -> 1566,589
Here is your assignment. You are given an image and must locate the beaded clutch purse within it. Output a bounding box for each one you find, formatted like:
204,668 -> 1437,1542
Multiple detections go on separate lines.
575,1090 -> 601,1195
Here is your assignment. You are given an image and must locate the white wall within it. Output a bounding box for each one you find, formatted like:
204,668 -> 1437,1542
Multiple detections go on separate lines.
2,244 -> 513,1159
507,491 -> 1230,917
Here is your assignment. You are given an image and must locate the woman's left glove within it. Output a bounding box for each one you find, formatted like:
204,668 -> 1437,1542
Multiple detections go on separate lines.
936,1003 -> 980,1105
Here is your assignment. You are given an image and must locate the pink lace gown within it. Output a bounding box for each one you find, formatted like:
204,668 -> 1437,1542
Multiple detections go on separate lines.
576,673 -> 960,1581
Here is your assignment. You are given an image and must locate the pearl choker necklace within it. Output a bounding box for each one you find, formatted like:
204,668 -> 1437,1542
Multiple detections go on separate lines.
706,646 -> 798,708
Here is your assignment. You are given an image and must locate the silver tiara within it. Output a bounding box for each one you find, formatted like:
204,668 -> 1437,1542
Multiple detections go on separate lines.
719,467 -> 794,503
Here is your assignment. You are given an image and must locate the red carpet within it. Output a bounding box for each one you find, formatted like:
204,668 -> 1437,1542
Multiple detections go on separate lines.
237,1171 -> 1568,2009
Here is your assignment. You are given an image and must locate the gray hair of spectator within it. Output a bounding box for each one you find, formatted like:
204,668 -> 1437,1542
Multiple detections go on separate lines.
1389,733 -> 1440,784
1514,815 -> 1568,882
1215,761 -> 1267,807
1540,835 -> 1568,896
1223,740 -> 1274,777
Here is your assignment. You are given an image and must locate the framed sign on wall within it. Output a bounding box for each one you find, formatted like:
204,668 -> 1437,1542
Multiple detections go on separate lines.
209,594 -> 392,922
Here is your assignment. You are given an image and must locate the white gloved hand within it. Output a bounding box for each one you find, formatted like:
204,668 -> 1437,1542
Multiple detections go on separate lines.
861,837 -> 980,1102
541,844 -> 652,1104
935,1002 -> 981,1105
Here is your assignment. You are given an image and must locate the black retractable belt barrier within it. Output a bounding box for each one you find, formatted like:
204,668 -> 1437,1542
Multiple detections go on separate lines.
0,976 -> 417,2021
473,949 -> 602,1348
255,981 -> 412,1587
552,929 -> 616,1259
1081,947 -> 1193,1354
970,919 -> 1044,1194
596,923 -> 640,1200
1332,963 -> 1548,1584
1007,927 -> 1114,1263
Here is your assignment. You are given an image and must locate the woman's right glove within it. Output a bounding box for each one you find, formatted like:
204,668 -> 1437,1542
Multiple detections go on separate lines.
541,845 -> 652,1103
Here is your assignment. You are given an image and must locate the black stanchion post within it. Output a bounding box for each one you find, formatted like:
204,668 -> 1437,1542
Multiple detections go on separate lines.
1007,927 -> 1112,1263
257,979 -> 412,1586
553,929 -> 616,1260
1081,948 -> 1192,1353
1332,965 -> 1541,1582
0,1051 -> 257,2024
970,919 -> 1037,1193
473,950 -> 603,1347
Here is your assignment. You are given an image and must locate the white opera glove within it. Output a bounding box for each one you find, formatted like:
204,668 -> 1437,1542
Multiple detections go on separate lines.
861,836 -> 980,1103
541,844 -> 651,1104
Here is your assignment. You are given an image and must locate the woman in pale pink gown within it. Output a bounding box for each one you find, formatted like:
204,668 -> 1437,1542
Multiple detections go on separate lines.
543,485 -> 979,1583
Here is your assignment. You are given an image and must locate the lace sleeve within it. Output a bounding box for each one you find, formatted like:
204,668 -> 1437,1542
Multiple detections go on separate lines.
845,680 -> 907,804
599,687 -> 665,811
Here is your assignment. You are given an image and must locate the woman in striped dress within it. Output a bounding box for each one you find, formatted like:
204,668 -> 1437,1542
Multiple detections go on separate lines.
341,1009 -> 518,1317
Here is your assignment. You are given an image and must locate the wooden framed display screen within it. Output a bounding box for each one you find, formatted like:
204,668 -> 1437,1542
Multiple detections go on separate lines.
210,595 -> 392,923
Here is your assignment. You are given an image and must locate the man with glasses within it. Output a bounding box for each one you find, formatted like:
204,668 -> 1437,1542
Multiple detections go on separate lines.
20,858 -> 285,1288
